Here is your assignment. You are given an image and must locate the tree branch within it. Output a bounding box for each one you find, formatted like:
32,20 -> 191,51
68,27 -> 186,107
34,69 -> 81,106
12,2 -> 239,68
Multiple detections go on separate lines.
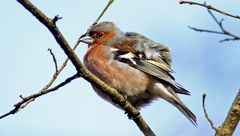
78,0 -> 114,40
202,93 -> 217,131
0,74 -> 80,119
216,90 -> 240,136
52,15 -> 62,24
202,91 -> 240,136
16,0 -> 156,135
179,1 -> 240,19
1,0 -> 114,121
48,48 -> 58,72
180,1 -> 240,42
95,0 -> 114,25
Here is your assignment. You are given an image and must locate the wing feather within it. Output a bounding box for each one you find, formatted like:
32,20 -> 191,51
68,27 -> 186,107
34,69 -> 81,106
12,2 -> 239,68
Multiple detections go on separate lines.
116,51 -> 190,95
112,32 -> 190,95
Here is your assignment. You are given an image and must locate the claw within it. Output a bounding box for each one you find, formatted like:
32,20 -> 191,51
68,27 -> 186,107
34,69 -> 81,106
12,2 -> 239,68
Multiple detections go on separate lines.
126,111 -> 140,120
112,97 -> 118,106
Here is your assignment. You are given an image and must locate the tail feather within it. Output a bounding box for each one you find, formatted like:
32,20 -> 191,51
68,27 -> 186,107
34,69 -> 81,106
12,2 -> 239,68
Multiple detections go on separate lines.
164,85 -> 197,126
174,100 -> 197,126
172,85 -> 190,95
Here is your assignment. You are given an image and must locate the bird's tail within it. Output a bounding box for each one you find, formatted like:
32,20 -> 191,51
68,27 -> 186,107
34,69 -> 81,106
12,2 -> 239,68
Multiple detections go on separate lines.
163,86 -> 197,126
173,99 -> 197,126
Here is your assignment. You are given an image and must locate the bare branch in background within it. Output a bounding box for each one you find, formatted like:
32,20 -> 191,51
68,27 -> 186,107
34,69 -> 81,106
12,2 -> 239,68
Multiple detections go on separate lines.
202,94 -> 217,131
0,74 -> 80,119
79,0 -> 114,39
180,1 -> 240,135
179,1 -> 240,19
48,48 -> 58,72
180,1 -> 240,42
202,91 -> 240,136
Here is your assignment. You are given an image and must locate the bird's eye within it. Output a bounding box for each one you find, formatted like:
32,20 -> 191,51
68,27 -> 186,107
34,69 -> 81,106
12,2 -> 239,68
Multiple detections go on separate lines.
96,33 -> 104,38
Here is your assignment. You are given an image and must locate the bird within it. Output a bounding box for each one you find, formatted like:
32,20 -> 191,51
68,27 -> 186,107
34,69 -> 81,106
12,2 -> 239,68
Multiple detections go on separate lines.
80,21 -> 197,126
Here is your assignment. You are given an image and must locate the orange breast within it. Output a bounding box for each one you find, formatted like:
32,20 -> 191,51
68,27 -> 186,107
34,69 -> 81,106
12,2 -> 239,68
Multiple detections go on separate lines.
84,44 -> 150,97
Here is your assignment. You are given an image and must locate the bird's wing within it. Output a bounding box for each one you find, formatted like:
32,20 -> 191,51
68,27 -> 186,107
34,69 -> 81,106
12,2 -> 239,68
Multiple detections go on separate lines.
125,32 -> 172,68
113,32 -> 190,95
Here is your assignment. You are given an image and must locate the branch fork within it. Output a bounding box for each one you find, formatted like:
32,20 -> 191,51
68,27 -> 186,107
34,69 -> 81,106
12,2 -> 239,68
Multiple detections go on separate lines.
1,0 -> 156,136
180,1 -> 240,42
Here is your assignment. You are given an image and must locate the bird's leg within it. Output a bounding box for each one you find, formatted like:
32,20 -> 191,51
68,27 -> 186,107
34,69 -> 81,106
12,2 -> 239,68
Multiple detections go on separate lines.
125,110 -> 140,120
121,96 -> 140,120
111,97 -> 118,106
112,93 -> 140,119
111,93 -> 128,107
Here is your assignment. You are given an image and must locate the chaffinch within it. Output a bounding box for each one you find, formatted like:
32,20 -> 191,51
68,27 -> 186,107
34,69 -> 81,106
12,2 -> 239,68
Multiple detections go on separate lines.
80,21 -> 197,125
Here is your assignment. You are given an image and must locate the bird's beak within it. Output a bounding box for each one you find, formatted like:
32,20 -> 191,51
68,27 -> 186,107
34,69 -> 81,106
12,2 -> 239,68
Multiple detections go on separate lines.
79,36 -> 93,44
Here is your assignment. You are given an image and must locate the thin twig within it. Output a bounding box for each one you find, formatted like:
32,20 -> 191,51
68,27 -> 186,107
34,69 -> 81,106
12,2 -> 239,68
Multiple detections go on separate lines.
16,0 -> 156,135
0,74 -> 80,119
206,7 -> 240,42
220,37 -> 240,43
48,48 -> 58,72
95,0 -> 114,24
202,93 -> 217,131
179,1 -> 240,19
0,56 -> 70,119
188,26 -> 224,35
79,0 -> 114,39
184,1 -> 240,42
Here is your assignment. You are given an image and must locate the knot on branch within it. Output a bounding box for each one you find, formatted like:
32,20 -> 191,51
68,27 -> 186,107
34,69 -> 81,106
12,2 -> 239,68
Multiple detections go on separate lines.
52,15 -> 62,24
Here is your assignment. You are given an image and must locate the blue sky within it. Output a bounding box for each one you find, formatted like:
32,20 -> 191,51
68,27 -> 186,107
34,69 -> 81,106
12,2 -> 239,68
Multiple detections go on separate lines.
1,0 -> 240,136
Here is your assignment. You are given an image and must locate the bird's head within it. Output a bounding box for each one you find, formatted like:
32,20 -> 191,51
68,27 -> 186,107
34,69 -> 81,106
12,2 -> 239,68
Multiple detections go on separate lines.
80,21 -> 124,46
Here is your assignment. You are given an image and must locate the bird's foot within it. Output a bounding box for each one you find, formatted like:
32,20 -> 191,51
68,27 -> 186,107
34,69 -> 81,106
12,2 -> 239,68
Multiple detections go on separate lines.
112,94 -> 128,107
112,97 -> 119,107
125,111 -> 140,120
